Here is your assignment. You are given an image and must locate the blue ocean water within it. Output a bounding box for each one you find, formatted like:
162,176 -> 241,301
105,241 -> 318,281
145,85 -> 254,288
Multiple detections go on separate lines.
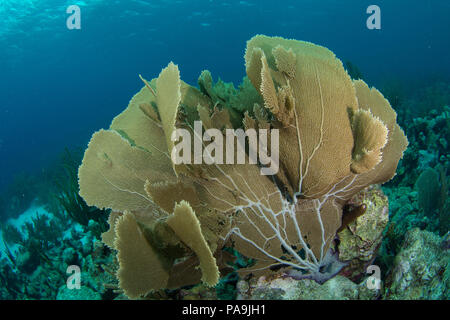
0,0 -> 449,301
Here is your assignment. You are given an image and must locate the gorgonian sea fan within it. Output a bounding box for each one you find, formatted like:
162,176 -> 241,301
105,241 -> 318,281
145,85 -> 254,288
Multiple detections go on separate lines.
78,35 -> 408,299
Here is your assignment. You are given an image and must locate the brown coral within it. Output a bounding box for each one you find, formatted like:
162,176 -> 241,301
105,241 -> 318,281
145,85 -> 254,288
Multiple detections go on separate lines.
78,35 -> 408,298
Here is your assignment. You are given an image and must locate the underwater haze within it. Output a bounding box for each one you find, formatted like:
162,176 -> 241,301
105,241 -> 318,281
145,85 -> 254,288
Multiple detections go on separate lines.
0,0 -> 449,301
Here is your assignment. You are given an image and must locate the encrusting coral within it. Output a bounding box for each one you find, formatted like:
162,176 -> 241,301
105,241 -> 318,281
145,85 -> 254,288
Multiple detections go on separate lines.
78,35 -> 408,299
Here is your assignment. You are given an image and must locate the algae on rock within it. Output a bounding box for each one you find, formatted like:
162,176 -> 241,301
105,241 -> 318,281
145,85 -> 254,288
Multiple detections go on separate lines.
337,185 -> 389,282
385,228 -> 449,299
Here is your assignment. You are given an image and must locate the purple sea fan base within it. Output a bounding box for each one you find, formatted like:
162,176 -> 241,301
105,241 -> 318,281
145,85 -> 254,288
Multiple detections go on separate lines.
284,249 -> 348,284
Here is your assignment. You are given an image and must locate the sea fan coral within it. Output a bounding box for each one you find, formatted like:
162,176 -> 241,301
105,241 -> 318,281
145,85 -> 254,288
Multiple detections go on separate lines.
78,35 -> 408,299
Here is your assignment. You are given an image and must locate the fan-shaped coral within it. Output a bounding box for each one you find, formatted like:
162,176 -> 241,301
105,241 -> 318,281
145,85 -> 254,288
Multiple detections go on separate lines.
78,35 -> 408,298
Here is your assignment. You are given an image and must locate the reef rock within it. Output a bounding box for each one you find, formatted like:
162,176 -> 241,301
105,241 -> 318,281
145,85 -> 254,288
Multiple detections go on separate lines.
385,228 -> 449,299
236,274 -> 380,300
337,185 -> 389,282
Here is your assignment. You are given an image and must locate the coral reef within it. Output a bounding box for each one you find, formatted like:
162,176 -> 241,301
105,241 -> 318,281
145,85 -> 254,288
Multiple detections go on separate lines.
378,106 -> 449,273
384,228 -> 449,299
56,285 -> 102,300
415,165 -> 449,235
393,106 -> 449,187
228,228 -> 449,301
77,35 -> 407,299
337,185 -> 389,282
1,37 -> 447,301
233,228 -> 450,300
236,275 -> 380,300
0,207 -> 116,300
